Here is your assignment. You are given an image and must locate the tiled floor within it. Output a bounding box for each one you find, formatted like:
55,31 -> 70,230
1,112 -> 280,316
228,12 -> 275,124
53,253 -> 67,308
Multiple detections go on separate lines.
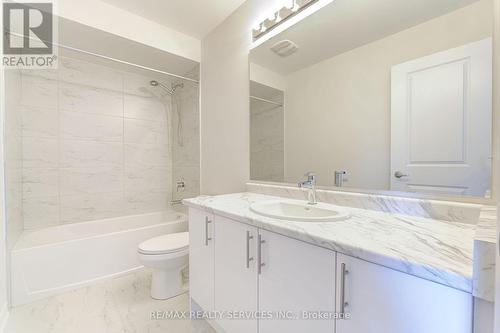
5,269 -> 216,333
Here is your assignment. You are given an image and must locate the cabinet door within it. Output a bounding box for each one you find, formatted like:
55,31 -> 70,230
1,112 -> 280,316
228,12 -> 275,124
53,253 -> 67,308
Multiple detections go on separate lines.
188,208 -> 214,311
336,254 -> 473,333
258,230 -> 336,333
214,216 -> 258,333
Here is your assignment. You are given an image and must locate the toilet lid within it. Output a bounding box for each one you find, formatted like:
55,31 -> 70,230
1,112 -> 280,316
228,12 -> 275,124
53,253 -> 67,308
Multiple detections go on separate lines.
138,232 -> 189,255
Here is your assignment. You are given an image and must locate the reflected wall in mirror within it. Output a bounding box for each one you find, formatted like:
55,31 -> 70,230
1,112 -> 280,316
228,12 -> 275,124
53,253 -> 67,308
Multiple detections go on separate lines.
249,0 -> 493,198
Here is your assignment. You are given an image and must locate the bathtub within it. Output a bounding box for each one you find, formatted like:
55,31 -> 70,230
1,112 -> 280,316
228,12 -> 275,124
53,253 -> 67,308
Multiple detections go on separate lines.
11,211 -> 187,306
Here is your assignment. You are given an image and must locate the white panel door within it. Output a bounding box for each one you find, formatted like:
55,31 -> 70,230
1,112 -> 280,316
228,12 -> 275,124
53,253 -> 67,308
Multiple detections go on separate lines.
336,254 -> 473,333
391,38 -> 492,197
258,230 -> 336,333
188,208 -> 214,311
214,216 -> 258,333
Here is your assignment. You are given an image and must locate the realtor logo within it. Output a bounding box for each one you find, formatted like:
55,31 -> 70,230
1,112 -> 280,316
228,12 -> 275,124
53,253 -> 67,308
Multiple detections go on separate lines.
2,1 -> 57,68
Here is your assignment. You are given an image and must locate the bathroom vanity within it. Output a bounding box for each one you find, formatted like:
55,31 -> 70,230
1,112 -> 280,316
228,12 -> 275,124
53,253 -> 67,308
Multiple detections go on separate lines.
185,187 -> 495,333
237,0 -> 499,329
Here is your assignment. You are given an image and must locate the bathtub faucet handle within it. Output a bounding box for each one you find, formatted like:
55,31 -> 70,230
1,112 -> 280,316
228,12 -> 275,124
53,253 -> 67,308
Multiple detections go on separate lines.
176,179 -> 185,192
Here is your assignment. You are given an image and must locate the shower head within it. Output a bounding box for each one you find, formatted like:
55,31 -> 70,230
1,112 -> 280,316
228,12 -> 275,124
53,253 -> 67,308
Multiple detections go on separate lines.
172,83 -> 184,91
149,80 -> 183,95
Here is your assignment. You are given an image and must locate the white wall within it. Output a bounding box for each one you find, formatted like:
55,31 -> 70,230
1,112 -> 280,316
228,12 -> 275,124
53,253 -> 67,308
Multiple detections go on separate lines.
199,0 -> 331,195
200,0 -> 290,194
283,0 -> 493,189
249,63 -> 287,91
201,0 -> 498,196
57,0 -> 200,62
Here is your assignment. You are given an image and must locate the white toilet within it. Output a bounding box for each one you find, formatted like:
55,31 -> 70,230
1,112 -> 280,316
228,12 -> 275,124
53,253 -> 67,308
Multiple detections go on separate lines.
137,232 -> 189,300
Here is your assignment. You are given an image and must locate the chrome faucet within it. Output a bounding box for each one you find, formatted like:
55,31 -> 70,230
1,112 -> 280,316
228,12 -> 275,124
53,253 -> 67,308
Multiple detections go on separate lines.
298,172 -> 317,205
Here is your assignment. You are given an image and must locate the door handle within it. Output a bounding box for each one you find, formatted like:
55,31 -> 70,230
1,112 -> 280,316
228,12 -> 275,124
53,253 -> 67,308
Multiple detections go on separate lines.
340,263 -> 349,315
246,231 -> 254,269
204,217 -> 212,246
394,171 -> 409,179
257,234 -> 265,274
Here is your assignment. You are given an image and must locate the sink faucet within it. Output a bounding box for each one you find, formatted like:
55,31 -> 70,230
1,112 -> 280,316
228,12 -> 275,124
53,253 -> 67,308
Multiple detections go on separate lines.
298,172 -> 317,205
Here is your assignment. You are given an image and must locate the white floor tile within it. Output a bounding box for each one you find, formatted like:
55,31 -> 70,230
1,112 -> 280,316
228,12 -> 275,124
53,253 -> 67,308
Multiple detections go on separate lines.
5,269 -> 215,333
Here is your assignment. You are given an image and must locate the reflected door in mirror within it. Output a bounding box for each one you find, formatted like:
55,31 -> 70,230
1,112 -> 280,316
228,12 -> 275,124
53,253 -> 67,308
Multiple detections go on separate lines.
391,39 -> 492,197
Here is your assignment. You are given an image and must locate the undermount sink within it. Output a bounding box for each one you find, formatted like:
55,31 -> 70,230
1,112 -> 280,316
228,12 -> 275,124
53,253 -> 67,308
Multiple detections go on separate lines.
250,200 -> 350,222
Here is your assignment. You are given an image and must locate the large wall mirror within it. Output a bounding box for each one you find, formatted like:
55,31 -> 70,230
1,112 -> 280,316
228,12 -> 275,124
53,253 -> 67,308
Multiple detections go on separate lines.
249,0 -> 493,199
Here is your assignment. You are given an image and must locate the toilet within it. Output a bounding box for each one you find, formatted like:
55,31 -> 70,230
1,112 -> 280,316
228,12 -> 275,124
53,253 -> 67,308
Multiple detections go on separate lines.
137,232 -> 189,300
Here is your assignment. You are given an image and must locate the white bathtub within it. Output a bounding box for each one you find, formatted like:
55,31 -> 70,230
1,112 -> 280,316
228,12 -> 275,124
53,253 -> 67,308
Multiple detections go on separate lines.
11,211 -> 187,306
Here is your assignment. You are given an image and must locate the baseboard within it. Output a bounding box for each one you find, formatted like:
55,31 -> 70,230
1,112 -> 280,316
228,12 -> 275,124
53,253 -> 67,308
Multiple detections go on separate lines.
0,302 -> 9,333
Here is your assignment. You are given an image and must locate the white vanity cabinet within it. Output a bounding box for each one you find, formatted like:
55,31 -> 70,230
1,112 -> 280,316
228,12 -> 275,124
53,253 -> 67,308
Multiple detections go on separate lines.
214,215 -> 258,333
188,208 -> 215,312
188,209 -> 473,333
336,254 -> 473,333
258,229 -> 336,333
212,215 -> 336,333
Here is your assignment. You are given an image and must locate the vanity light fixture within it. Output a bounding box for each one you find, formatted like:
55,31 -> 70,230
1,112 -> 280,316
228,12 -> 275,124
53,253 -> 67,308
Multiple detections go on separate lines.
252,0 -> 319,41
290,0 -> 301,12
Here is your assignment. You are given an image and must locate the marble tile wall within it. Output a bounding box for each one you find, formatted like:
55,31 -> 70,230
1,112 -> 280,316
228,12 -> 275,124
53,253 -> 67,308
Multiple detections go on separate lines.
19,56 -> 197,228
171,78 -> 200,209
250,92 -> 284,182
4,69 -> 24,249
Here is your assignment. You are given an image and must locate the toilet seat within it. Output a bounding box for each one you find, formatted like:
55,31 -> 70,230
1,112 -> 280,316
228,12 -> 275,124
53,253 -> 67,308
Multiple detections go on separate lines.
138,232 -> 189,255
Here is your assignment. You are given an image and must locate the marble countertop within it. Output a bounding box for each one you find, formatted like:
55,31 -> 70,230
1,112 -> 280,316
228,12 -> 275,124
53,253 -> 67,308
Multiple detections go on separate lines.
473,207 -> 497,302
184,192 -> 482,293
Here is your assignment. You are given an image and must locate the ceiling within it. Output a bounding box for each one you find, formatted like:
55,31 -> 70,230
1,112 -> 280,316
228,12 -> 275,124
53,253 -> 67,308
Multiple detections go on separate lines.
250,0 -> 481,75
58,17 -> 200,81
100,0 -> 247,39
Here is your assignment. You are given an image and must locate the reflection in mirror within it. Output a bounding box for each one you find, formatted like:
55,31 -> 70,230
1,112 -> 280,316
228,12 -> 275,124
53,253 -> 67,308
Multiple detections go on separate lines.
249,0 -> 493,198
250,81 -> 285,182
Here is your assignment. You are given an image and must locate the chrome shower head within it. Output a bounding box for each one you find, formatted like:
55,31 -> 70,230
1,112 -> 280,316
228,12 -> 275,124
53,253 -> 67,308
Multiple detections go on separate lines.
149,80 -> 183,95
172,83 -> 184,91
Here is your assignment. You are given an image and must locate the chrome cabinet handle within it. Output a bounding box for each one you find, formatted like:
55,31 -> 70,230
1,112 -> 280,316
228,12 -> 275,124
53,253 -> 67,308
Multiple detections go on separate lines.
204,217 -> 212,246
246,231 -> 254,269
394,171 -> 409,179
257,234 -> 265,274
340,263 -> 349,314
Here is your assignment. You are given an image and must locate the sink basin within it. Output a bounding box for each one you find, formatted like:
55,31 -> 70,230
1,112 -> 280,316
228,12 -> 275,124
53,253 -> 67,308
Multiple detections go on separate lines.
250,200 -> 350,222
